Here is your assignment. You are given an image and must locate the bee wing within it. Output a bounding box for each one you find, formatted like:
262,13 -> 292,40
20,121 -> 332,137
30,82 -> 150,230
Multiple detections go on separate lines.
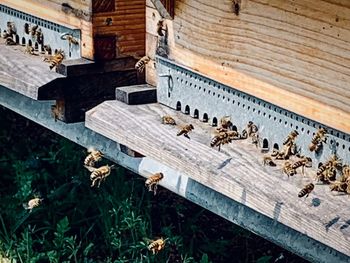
84,165 -> 96,172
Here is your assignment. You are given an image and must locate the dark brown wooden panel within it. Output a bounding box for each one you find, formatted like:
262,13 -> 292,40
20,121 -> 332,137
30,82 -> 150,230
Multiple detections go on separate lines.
160,0 -> 174,18
92,0 -> 115,13
94,35 -> 116,60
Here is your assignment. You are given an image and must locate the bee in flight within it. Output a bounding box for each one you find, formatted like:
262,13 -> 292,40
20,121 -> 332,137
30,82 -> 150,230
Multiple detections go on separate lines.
23,197 -> 43,212
309,128 -> 327,153
177,124 -> 194,139
135,56 -> 150,73
84,147 -> 104,167
298,183 -> 314,198
145,172 -> 164,195
148,238 -> 166,254
60,33 -> 79,45
85,164 -> 115,188
262,156 -> 276,167
161,115 -> 176,125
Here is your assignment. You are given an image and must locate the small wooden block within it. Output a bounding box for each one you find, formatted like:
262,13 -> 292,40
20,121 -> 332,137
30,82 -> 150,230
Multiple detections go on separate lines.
116,84 -> 157,105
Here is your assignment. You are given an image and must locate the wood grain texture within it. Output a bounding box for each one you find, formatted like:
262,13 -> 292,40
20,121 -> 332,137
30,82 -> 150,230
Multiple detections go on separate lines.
0,39 -> 63,99
86,100 -> 350,258
92,0 -> 146,59
146,0 -> 350,133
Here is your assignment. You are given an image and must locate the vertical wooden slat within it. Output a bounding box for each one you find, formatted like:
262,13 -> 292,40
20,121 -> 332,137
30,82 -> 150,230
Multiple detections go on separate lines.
160,0 -> 174,18
92,0 -> 115,13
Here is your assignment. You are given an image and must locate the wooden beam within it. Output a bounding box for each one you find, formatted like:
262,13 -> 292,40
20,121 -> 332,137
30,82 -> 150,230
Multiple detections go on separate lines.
86,100 -> 350,259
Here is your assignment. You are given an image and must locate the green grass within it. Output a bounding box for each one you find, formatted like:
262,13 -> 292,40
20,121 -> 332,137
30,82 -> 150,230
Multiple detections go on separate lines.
0,106 -> 308,263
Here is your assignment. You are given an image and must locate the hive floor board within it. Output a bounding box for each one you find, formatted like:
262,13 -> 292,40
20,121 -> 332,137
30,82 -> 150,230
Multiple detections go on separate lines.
86,100 -> 350,258
0,39 -> 63,99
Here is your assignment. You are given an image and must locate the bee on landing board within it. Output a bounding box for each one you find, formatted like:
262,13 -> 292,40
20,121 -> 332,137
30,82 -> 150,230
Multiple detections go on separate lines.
84,148 -> 104,167
148,238 -> 166,254
161,115 -> 176,125
145,172 -> 164,195
177,124 -> 194,139
240,121 -> 258,139
263,156 -> 276,166
298,183 -> 314,198
135,56 -> 150,73
291,156 -> 312,175
6,22 -> 16,36
23,197 -> 43,212
44,50 -> 65,70
309,128 -> 327,153
211,130 -> 239,151
85,164 -> 115,188
5,37 -> 16,45
24,45 -> 37,55
30,24 -> 38,36
219,116 -> 233,130
316,155 -> 342,183
330,181 -> 348,193
282,161 -> 296,177
340,164 -> 350,182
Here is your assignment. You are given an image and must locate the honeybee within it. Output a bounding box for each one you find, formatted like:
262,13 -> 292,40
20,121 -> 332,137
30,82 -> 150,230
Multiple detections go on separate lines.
330,181 -> 348,193
282,161 -> 296,177
43,45 -> 52,54
309,128 -> 327,152
47,50 -> 65,70
156,19 -> 166,36
2,30 -> 11,39
271,148 -> 280,157
219,116 -> 233,130
145,172 -> 164,195
240,121 -> 258,139
7,22 -> 16,36
61,33 -> 79,45
263,156 -> 276,166
24,45 -> 36,55
85,164 -> 115,188
291,156 -> 312,175
210,130 -> 239,151
30,24 -> 38,36
23,197 -> 43,212
84,148 -> 104,167
36,28 -> 43,44
135,56 -> 150,73
5,37 -> 16,45
232,0 -> 241,15
24,23 -> 30,34
161,115 -> 176,125
340,164 -> 350,182
283,130 -> 299,146
148,238 -> 166,254
177,124 -> 194,139
316,155 -> 342,183
251,132 -> 262,148
298,183 -> 314,198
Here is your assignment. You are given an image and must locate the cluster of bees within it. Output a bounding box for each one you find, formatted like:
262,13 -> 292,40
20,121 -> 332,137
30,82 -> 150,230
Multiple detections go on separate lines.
2,21 -> 79,70
161,114 -> 350,198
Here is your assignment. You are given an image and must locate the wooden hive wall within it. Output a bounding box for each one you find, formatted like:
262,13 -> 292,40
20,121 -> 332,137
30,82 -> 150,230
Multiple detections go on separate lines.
92,0 -> 146,60
146,0 -> 350,133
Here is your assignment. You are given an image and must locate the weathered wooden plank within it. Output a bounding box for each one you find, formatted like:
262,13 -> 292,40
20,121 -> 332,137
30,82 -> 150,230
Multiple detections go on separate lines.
86,100 -> 350,258
146,0 -> 350,133
0,39 -> 63,99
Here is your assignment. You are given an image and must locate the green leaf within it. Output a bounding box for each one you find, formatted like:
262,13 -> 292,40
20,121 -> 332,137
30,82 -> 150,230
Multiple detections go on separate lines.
200,253 -> 211,263
256,255 -> 273,263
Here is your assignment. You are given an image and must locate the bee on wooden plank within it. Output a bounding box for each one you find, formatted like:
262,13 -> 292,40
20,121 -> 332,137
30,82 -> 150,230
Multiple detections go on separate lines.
177,124 -> 194,139
309,128 -> 327,153
298,183 -> 314,198
240,121 -> 258,139
36,28 -> 43,44
43,45 -> 52,55
145,172 -> 164,195
45,50 -> 65,70
218,116 -> 233,131
210,130 -> 239,151
24,45 -> 37,55
148,238 -> 166,254
30,24 -> 38,36
262,156 -> 276,167
316,155 -> 342,183
330,181 -> 348,193
84,147 -> 104,167
24,23 -> 30,34
85,164 -> 115,188
340,164 -> 350,182
161,115 -> 176,125
5,37 -> 16,45
23,197 -> 43,212
6,21 -> 16,36
135,56 -> 150,73
282,161 -> 296,177
291,156 -> 312,175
